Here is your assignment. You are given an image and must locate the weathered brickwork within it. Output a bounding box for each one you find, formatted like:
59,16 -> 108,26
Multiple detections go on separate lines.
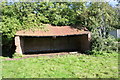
15,36 -> 23,54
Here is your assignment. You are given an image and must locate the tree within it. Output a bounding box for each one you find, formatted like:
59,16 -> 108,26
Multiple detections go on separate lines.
1,2 -> 118,55
85,2 -> 118,53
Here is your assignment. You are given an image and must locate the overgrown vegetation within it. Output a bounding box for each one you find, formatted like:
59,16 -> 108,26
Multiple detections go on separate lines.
0,2 -> 119,55
1,2 -> 119,78
89,29 -> 118,55
2,53 -> 118,78
117,38 -> 120,42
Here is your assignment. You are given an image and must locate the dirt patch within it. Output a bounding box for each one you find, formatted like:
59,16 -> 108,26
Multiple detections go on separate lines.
2,52 -> 76,61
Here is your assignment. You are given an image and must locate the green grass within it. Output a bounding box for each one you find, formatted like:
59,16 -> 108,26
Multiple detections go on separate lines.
0,57 -> 2,80
2,53 -> 118,78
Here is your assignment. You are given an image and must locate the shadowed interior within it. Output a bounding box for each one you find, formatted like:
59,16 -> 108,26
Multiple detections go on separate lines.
20,34 -> 90,54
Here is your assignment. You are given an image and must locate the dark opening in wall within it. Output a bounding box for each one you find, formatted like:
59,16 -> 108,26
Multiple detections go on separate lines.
22,35 -> 82,54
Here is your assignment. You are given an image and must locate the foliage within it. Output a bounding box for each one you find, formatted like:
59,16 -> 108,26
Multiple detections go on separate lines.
2,53 -> 118,78
1,2 -> 118,40
114,6 -> 120,29
84,2 -> 118,30
1,2 -> 119,54
13,53 -> 23,58
117,38 -> 120,42
0,2 -> 46,45
0,2 -> 71,44
90,29 -> 118,54
84,2 -> 118,54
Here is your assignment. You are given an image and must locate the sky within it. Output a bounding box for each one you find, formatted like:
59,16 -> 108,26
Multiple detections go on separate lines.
107,0 -> 118,6
6,0 -> 119,7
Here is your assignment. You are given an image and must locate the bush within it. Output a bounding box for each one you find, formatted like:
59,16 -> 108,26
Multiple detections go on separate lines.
117,38 -> 120,42
90,29 -> 118,55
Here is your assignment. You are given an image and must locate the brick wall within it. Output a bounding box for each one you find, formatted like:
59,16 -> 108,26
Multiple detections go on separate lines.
15,36 -> 23,54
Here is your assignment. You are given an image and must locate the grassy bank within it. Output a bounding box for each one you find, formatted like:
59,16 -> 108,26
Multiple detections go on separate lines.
2,52 -> 118,78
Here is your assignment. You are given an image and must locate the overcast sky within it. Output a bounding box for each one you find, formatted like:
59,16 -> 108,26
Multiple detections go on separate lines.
107,0 -> 118,6
6,0 -> 119,7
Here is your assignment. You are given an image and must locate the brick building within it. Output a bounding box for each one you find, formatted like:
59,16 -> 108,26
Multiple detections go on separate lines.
15,24 -> 91,54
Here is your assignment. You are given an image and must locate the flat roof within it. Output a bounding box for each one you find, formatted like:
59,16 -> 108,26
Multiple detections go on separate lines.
16,24 -> 90,37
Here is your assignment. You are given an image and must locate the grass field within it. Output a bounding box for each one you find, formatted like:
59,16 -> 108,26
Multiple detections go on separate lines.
1,52 -> 118,78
